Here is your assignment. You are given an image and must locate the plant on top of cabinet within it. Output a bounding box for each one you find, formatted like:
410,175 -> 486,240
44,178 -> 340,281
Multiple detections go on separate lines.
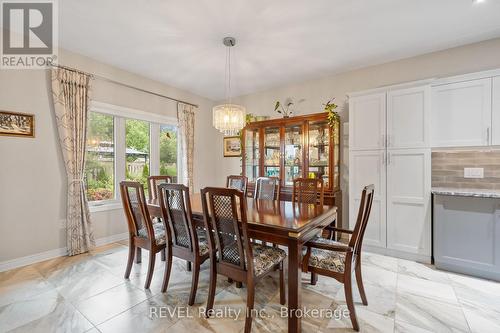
323,98 -> 340,132
274,98 -> 294,118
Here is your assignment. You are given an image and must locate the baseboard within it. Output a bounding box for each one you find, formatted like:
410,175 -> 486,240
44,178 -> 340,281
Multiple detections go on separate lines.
0,232 -> 128,272
363,245 -> 432,264
0,247 -> 68,273
94,232 -> 128,247
435,261 -> 500,282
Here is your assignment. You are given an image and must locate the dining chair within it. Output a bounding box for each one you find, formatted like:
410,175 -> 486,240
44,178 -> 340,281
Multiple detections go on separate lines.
226,175 -> 248,196
201,187 -> 286,333
292,178 -> 324,206
254,176 -> 280,247
302,184 -> 375,331
254,176 -> 280,201
148,175 -> 173,200
157,183 -> 210,305
120,181 -> 166,289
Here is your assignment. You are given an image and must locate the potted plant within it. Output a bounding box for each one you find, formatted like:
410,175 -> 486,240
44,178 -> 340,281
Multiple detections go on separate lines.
323,98 -> 340,134
274,99 -> 294,118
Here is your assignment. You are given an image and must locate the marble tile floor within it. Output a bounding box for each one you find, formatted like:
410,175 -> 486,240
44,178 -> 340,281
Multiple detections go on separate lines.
1,242 -> 500,333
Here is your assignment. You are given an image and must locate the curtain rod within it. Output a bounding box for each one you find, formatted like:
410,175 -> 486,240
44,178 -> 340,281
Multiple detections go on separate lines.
51,64 -> 199,108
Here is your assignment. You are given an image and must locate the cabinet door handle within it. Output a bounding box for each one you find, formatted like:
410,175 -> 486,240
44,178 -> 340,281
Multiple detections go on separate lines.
487,127 -> 490,144
382,153 -> 386,165
387,152 -> 391,165
381,134 -> 385,148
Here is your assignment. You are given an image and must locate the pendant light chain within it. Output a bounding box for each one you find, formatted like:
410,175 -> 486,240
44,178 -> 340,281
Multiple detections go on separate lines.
228,43 -> 232,106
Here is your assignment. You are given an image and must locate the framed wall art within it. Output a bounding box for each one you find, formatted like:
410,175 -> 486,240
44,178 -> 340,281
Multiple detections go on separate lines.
223,136 -> 241,157
0,111 -> 35,138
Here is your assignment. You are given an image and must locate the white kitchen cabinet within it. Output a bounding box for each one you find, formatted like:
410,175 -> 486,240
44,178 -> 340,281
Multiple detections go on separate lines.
387,86 -> 430,149
386,149 -> 431,256
492,76 -> 500,146
431,78 -> 492,147
349,84 -> 431,261
349,92 -> 386,150
349,150 -> 386,248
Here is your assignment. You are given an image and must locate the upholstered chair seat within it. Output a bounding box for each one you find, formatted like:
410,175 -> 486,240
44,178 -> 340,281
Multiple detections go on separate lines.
306,238 -> 347,273
251,244 -> 287,276
138,223 -> 166,245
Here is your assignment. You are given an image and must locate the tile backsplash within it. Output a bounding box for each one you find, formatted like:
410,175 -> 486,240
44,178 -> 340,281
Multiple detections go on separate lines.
432,150 -> 500,189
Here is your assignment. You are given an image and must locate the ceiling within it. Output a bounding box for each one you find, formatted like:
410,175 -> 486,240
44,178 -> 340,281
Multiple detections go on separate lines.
60,0 -> 500,100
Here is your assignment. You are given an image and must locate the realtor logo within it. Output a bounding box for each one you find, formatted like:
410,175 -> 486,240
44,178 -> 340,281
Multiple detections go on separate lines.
1,0 -> 58,69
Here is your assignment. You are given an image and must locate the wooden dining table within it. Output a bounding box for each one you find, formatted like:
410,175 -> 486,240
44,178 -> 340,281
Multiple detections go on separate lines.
147,193 -> 337,333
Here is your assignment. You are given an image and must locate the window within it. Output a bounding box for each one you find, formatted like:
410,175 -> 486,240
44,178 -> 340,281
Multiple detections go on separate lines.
125,119 -> 150,192
159,124 -> 177,182
84,102 -> 179,207
85,112 -> 115,202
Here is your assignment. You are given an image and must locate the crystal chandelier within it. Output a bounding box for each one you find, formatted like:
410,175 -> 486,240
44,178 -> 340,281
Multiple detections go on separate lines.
212,37 -> 246,136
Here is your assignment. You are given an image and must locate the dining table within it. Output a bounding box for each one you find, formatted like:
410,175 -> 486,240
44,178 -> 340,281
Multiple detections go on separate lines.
147,193 -> 337,333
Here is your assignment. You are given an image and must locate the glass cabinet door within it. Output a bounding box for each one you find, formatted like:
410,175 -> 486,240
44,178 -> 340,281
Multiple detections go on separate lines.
284,124 -> 303,186
263,127 -> 281,178
308,120 -> 331,188
244,128 -> 260,182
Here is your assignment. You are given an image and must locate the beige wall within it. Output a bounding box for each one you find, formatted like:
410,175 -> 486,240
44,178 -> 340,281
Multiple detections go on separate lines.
214,37 -> 500,226
0,48 -> 218,263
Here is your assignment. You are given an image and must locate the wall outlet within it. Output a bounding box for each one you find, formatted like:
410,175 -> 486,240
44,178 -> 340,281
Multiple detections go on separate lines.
464,167 -> 484,178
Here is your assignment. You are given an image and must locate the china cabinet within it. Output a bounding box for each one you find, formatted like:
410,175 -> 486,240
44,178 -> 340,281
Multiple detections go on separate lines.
242,112 -> 341,222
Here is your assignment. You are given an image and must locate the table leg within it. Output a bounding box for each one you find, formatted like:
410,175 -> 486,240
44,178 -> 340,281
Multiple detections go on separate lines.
287,239 -> 302,333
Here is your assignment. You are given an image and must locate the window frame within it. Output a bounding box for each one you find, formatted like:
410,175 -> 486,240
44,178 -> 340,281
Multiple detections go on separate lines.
88,101 -> 178,212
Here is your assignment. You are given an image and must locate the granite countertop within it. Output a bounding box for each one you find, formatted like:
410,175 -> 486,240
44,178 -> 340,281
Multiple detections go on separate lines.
431,187 -> 500,198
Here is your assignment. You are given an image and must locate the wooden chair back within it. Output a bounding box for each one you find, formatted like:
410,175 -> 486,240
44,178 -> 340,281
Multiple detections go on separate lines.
254,177 -> 280,201
226,175 -> 248,196
158,183 -> 199,252
292,178 -> 324,205
120,181 -> 155,241
201,187 -> 253,273
148,176 -> 172,199
348,184 -> 375,256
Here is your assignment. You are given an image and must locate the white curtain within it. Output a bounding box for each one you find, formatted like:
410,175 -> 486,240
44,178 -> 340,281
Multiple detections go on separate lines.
177,103 -> 196,192
51,68 -> 95,256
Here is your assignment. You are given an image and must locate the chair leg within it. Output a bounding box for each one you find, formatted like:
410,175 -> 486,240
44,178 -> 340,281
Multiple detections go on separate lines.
161,248 -> 166,262
228,277 -> 233,283
135,247 -> 142,263
124,243 -> 135,279
236,281 -> 243,288
186,261 -> 192,272
144,250 -> 156,289
188,261 -> 200,306
206,256 -> 217,316
161,248 -> 172,293
244,281 -> 255,333
279,263 -> 286,305
310,271 -> 318,285
344,273 -> 359,331
355,263 -> 368,306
